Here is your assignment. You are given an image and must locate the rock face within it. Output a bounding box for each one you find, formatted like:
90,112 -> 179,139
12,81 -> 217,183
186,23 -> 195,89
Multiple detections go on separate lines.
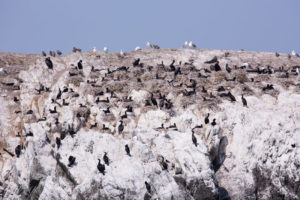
0,49 -> 299,200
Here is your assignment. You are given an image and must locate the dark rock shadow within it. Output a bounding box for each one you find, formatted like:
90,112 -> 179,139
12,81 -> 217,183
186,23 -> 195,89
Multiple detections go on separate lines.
212,136 -> 228,172
218,187 -> 231,200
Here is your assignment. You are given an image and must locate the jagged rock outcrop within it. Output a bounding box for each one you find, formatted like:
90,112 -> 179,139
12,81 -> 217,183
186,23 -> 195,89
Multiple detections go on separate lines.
0,49 -> 299,199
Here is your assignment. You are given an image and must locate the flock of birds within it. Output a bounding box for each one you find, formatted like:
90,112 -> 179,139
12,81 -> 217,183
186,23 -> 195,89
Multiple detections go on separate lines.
1,42 -> 299,197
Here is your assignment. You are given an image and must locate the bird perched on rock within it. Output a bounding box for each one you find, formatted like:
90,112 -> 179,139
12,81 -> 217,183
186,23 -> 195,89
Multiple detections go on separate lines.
189,41 -> 196,49
205,113 -> 210,124
45,57 -> 53,70
227,92 -> 236,102
68,156 -> 76,167
211,119 -> 216,126
133,58 -> 140,67
145,181 -> 152,194
103,47 -> 108,53
15,145 -> 21,158
56,50 -> 62,56
192,133 -> 197,147
119,50 -> 125,57
56,137 -> 61,149
97,159 -> 105,175
150,93 -> 157,107
118,120 -> 124,134
152,44 -> 160,49
135,46 -> 141,51
125,144 -> 131,156
182,41 -> 188,48
77,60 -> 83,70
0,68 -> 8,74
41,51 -> 47,56
103,152 -> 109,166
146,42 -> 152,49
93,47 -> 97,52
226,64 -> 231,73
161,157 -> 168,170
242,95 -> 247,107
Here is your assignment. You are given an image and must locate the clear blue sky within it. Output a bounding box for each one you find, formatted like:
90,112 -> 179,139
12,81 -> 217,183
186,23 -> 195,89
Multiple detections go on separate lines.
0,0 -> 299,54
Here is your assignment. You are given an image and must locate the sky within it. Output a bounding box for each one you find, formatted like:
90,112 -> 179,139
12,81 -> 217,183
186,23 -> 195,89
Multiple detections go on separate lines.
0,0 -> 299,54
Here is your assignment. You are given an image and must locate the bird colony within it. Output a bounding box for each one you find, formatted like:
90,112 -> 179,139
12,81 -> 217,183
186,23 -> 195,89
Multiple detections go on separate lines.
0,47 -> 299,200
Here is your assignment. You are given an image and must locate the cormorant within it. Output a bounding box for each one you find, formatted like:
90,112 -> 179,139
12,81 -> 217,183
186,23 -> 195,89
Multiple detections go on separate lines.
95,91 -> 104,96
62,99 -> 69,106
145,100 -> 151,106
126,106 -> 133,113
68,156 -> 76,167
133,58 -> 140,67
157,124 -> 164,129
217,86 -> 225,92
91,122 -> 98,129
15,145 -> 21,158
226,64 -> 231,73
97,159 -> 105,175
242,95 -> 247,107
103,107 -> 110,115
49,106 -> 57,114
150,93 -> 157,107
26,110 -> 33,115
192,133 -> 197,147
121,111 -> 127,119
161,157 -> 168,170
145,181 -> 152,194
228,92 -> 236,102
125,144 -> 131,156
170,60 -> 175,71
57,50 -> 62,56
211,119 -> 216,126
213,62 -> 221,71
69,72 -> 78,76
167,123 -> 177,129
77,60 -> 83,70
102,124 -> 110,131
56,88 -> 62,99
118,120 -> 124,134
262,84 -> 274,91
56,137 -> 61,149
42,51 -> 47,56
103,152 -> 109,166
62,87 -> 68,93
14,97 -> 19,103
205,113 -> 210,124
45,57 -> 53,70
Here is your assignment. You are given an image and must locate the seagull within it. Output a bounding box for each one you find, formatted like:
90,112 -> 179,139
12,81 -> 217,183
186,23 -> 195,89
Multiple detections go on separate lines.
120,50 -> 125,57
0,68 -> 8,74
291,50 -> 296,56
146,42 -> 152,49
296,68 -> 299,75
182,41 -> 188,48
103,47 -> 108,53
135,46 -> 141,51
189,41 -> 196,49
93,47 -> 97,52
241,63 -> 252,69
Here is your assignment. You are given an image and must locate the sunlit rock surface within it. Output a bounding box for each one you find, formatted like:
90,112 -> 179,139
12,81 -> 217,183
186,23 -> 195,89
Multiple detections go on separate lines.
0,49 -> 299,200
